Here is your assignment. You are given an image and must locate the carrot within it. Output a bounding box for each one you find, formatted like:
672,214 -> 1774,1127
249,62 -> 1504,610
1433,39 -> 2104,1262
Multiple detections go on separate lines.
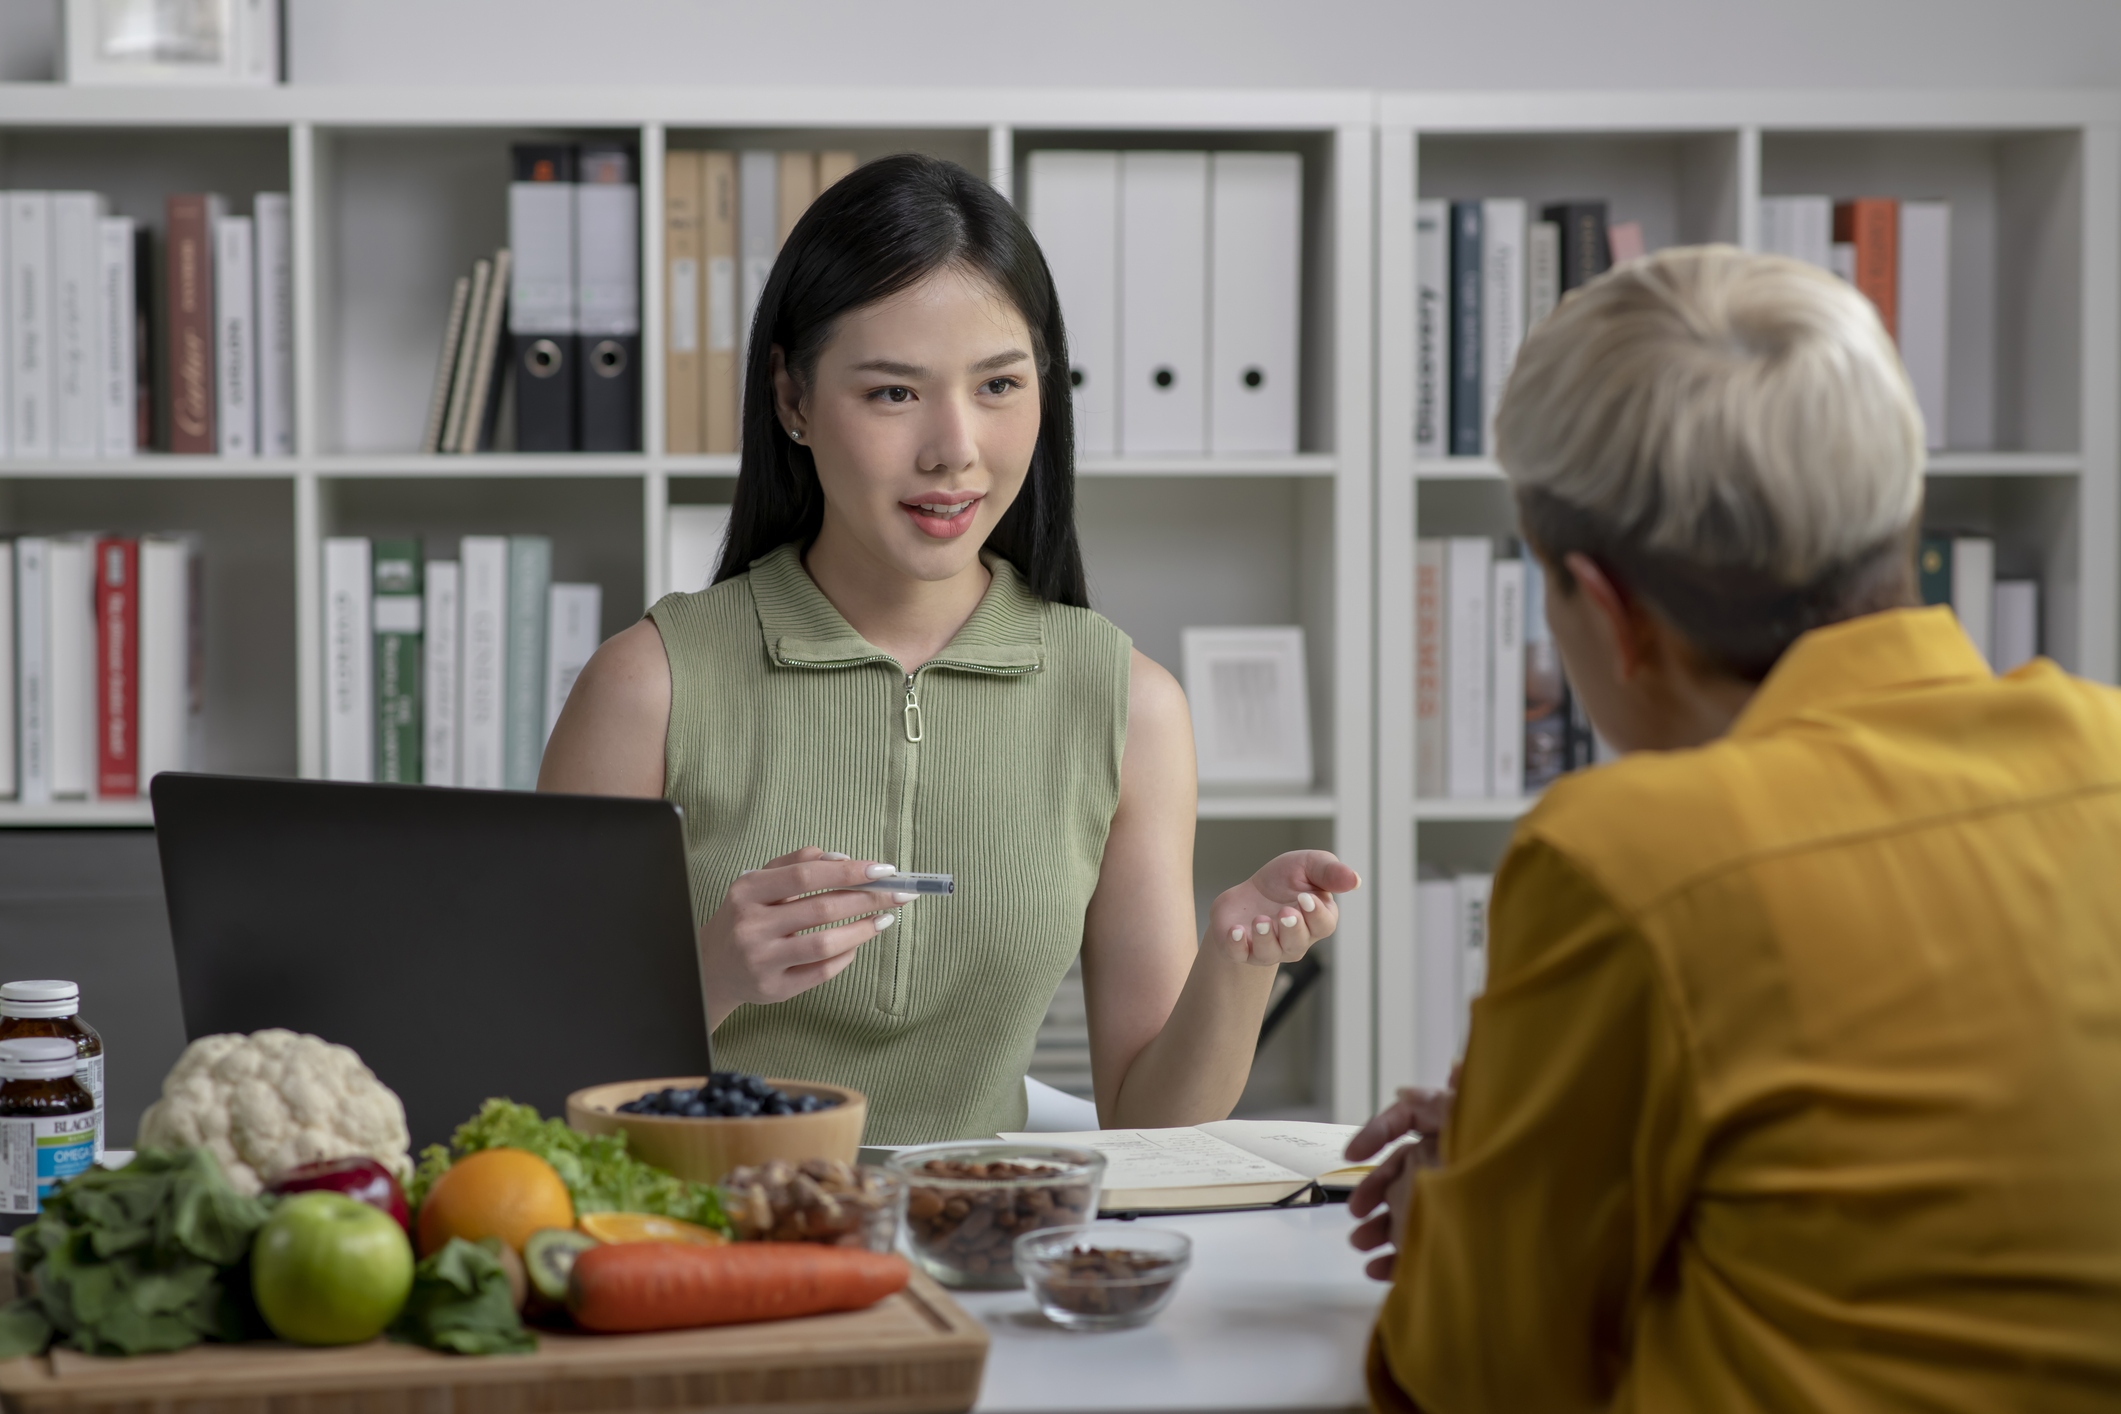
567,1241 -> 911,1332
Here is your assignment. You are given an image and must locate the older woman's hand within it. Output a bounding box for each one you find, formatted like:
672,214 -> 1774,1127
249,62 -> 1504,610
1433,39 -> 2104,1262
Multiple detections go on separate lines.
1347,1079 -> 1456,1281
1207,850 -> 1360,965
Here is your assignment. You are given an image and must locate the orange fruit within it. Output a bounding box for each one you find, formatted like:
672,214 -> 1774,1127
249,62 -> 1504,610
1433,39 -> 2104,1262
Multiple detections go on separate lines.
415,1147 -> 574,1257
576,1211 -> 727,1246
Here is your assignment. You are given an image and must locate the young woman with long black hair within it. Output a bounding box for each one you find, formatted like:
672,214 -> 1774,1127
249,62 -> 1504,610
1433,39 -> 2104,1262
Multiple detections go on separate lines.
541,154 -> 1358,1143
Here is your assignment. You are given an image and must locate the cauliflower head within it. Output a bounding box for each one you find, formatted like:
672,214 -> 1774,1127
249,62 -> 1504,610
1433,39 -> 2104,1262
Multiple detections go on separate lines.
136,1029 -> 412,1196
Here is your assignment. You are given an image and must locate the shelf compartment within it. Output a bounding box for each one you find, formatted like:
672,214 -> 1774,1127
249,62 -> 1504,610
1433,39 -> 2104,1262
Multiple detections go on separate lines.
0,476 -> 297,780
317,455 -> 652,477
0,457 -> 304,478
1411,452 -> 2085,483
1414,797 -> 1534,822
1077,475 -> 1337,796
315,124 -> 645,459
1760,128 -> 2083,457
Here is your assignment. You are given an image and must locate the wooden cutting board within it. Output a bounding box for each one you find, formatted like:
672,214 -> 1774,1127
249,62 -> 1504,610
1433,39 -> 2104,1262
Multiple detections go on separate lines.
0,1263 -> 988,1414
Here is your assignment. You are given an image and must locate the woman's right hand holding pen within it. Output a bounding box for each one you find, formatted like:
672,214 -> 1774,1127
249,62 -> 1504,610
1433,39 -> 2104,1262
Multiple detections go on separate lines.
699,846 -> 915,1029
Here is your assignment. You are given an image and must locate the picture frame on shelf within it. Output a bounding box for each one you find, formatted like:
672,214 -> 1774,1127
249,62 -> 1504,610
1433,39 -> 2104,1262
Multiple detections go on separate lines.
63,0 -> 279,87
1181,626 -> 1313,788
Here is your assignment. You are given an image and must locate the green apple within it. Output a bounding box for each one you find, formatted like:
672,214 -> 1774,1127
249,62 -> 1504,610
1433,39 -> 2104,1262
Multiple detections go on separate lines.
252,1190 -> 415,1345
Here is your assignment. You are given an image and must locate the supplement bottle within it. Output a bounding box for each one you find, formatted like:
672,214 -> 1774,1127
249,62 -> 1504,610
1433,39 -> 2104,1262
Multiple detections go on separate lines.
0,1036 -> 96,1235
0,981 -> 103,1161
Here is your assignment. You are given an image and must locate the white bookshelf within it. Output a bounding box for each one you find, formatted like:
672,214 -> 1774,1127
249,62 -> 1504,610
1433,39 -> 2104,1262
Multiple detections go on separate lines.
0,84 -> 1379,1123
2,85 -> 2115,1125
1372,90 -> 2121,1107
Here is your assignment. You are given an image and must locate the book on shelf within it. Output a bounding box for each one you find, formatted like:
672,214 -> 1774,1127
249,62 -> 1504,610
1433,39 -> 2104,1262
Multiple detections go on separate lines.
94,537 -> 138,798
456,250 -> 511,455
503,535 -> 552,790
1835,199 -> 1897,338
422,559 -> 461,787
1447,200 -> 1482,456
1606,221 -> 1646,265
420,273 -> 473,455
166,193 -> 226,454
1413,539 -> 1444,797
1522,555 -> 1568,793
459,536 -> 508,790
255,193 -> 293,456
52,192 -> 107,460
9,193 -> 53,458
373,540 -> 422,786
1413,199 -> 1446,459
1526,218 -> 1559,331
47,535 -> 96,801
213,214 -> 254,456
135,534 -> 203,788
1443,536 -> 1490,799
1544,201 -> 1610,293
322,537 -> 373,784
1488,557 -> 1524,798
1479,197 -> 1525,451
995,1121 -> 1411,1213
738,150 -> 776,387
97,216 -> 136,457
15,539 -> 49,802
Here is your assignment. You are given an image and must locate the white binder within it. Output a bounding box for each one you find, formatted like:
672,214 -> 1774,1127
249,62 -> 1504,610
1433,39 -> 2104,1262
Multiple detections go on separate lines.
1208,152 -> 1300,455
1026,151 -> 1119,458
1119,152 -> 1208,455
1897,199 -> 1950,451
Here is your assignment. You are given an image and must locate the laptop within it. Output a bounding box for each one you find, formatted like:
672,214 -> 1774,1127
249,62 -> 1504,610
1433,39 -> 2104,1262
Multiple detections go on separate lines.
151,773 -> 712,1150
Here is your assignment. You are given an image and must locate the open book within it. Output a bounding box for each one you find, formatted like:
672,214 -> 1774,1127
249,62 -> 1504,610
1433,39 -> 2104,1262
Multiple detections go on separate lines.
997,1120 -> 1407,1213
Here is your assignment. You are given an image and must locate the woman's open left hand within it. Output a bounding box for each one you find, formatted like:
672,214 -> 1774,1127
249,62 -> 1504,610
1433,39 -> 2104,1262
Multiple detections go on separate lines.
1207,849 -> 1360,965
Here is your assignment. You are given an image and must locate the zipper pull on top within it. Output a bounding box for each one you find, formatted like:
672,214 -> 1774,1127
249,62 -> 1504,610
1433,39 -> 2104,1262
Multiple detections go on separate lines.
903,673 -> 924,744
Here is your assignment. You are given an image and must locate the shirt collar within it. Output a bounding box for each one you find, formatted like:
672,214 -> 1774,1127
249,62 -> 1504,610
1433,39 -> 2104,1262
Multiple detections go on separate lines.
1729,606 -> 1992,739
748,541 -> 1046,674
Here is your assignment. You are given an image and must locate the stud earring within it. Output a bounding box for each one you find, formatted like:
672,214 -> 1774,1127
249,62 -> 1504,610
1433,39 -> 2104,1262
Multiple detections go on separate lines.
787,426 -> 803,442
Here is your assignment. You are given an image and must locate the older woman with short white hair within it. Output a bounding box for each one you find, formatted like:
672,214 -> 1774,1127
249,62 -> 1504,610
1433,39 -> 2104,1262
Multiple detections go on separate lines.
1351,246 -> 2121,1413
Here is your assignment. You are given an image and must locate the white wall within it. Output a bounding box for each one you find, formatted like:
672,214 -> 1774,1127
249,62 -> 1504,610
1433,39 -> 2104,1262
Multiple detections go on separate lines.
4,1 -> 2120,89
284,0 -> 2121,90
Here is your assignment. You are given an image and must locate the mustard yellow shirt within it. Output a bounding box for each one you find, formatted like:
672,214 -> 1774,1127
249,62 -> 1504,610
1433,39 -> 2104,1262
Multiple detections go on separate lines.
1370,607 -> 2121,1413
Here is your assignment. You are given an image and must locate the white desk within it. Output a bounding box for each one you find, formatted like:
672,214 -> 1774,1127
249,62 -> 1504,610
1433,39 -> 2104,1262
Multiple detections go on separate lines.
958,1205 -> 1385,1414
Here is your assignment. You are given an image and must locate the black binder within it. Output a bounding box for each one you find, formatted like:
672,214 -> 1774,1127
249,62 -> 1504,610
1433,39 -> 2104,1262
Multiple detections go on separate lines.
575,142 -> 641,452
509,144 -> 578,452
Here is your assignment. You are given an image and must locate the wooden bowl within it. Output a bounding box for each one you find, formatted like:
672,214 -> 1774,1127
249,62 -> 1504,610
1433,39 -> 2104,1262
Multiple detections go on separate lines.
565,1077 -> 867,1185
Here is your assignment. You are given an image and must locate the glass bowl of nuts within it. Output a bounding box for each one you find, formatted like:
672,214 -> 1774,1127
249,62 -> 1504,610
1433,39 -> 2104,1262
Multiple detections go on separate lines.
885,1143 -> 1105,1289
1014,1225 -> 1193,1331
720,1158 -> 906,1251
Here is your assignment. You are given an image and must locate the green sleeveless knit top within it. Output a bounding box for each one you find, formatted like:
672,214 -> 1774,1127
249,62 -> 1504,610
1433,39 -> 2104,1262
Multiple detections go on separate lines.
646,543 -> 1131,1143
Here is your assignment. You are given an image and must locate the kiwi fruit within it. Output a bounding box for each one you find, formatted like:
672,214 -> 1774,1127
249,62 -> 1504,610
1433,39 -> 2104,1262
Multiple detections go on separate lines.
525,1227 -> 601,1305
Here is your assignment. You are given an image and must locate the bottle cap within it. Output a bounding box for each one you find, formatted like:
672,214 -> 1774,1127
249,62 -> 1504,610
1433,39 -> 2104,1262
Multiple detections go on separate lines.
0,1037 -> 83,1081
0,981 -> 80,1020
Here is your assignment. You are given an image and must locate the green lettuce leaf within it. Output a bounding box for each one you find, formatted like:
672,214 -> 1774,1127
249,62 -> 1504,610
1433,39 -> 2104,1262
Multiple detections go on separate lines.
388,1238 -> 536,1356
408,1099 -> 726,1233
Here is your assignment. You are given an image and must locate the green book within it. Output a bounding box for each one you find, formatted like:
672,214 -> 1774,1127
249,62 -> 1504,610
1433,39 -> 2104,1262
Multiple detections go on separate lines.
373,538 -> 423,784
1916,535 -> 1952,608
503,534 -> 553,790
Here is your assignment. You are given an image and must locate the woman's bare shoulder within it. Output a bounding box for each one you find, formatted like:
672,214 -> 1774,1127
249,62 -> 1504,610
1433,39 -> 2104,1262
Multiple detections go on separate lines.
537,618 -> 671,796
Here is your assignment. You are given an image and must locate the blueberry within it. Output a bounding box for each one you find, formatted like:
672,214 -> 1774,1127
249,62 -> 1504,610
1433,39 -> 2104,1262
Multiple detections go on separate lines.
763,1097 -> 791,1115
684,1100 -> 710,1117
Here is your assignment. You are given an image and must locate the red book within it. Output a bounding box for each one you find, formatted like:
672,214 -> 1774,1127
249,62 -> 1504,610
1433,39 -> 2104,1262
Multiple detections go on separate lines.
166,194 -> 223,454
95,538 -> 139,798
1833,198 -> 1898,339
